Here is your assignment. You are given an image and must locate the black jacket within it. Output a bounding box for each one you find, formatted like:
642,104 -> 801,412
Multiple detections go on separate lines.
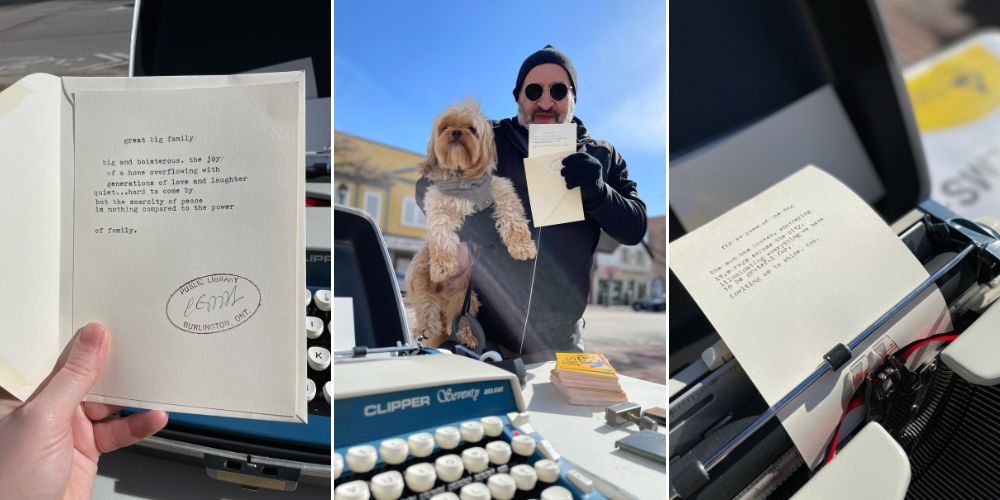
417,116 -> 647,355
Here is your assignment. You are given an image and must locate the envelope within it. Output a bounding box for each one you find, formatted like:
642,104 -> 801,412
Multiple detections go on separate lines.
524,152 -> 585,227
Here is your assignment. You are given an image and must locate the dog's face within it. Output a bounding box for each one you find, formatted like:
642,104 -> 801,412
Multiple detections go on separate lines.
420,101 -> 496,181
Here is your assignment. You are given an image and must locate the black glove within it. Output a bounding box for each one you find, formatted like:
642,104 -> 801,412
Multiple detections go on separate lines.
560,152 -> 606,207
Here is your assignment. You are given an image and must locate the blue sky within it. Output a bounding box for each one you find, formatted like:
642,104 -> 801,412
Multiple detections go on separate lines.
334,0 -> 667,215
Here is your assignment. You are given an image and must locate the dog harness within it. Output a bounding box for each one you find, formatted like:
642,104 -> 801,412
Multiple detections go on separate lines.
433,174 -> 496,212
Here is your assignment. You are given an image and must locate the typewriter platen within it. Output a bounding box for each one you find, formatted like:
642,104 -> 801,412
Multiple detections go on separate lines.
333,354 -> 605,500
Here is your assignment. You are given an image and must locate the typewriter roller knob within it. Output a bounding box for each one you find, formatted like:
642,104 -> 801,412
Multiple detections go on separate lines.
434,454 -> 465,482
461,446 -> 489,473
486,440 -> 512,465
540,485 -> 573,500
511,434 -> 536,456
346,445 -> 377,473
369,470 -> 405,500
379,438 -> 408,464
481,416 -> 503,437
534,459 -> 560,483
460,420 -> 485,443
459,482 -> 491,500
403,462 -> 437,493
487,473 -> 517,500
408,432 -> 435,457
333,452 -> 343,480
334,480 -> 371,500
435,426 -> 461,449
510,464 -> 537,491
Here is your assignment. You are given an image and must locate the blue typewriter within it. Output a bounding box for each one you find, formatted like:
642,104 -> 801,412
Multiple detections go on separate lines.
333,205 -> 605,499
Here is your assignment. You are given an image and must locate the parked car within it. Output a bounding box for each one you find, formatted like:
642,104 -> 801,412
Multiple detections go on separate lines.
632,296 -> 665,311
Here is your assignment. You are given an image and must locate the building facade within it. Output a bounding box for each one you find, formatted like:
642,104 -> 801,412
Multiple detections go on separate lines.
333,131 -> 426,273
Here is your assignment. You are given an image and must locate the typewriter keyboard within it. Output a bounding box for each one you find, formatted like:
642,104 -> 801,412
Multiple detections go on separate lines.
306,287 -> 332,416
333,412 -> 602,499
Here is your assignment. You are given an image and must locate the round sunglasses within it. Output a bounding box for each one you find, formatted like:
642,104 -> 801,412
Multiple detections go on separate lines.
524,82 -> 572,102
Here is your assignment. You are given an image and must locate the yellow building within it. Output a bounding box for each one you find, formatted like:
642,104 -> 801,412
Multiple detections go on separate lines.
333,131 -> 427,272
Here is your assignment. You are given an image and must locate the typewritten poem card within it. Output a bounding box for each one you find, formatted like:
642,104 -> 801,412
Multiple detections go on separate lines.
71,83 -> 302,418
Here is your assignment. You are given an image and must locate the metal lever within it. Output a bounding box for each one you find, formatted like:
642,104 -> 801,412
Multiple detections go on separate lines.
670,242 -> 976,499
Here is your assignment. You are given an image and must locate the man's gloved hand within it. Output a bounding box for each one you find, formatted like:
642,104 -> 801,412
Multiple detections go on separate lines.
560,152 -> 606,207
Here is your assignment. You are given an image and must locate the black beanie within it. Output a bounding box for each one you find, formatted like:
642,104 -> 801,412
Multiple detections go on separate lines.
512,45 -> 578,102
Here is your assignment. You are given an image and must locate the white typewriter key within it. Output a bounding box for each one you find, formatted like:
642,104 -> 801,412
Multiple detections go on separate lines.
306,379 -> 316,402
534,459 -> 560,483
435,426 -> 461,449
429,494 -> 459,500
460,420 -> 484,443
461,447 -> 489,473
307,346 -> 331,371
379,438 -> 409,464
403,462 -> 437,493
458,482 -> 491,500
334,480 -> 371,500
314,289 -> 332,311
511,434 -> 536,456
481,416 -> 504,437
487,473 -> 517,500
305,288 -> 312,308
333,453 -> 343,480
306,316 -> 324,339
370,470 -> 405,500
540,485 -> 573,500
486,440 -> 512,465
346,445 -> 377,473
509,464 -> 537,491
408,432 -> 435,457
324,381 -> 333,404
434,454 -> 465,483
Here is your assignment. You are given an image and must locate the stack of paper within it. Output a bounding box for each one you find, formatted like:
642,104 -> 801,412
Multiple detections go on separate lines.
550,353 -> 628,406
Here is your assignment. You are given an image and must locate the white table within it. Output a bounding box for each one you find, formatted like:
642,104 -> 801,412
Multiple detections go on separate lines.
523,362 -> 667,500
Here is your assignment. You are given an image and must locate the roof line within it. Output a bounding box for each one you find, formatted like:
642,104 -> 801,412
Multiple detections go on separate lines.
335,130 -> 425,157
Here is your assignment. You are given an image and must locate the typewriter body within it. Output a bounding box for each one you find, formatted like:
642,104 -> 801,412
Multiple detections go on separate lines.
333,205 -> 607,499
670,1 -> 1000,498
119,0 -> 332,491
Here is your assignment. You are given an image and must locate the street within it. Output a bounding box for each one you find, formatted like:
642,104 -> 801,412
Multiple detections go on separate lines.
0,0 -> 133,89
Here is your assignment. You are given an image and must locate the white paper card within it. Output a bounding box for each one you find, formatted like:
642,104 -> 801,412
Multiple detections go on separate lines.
333,297 -> 356,351
528,123 -> 575,158
670,166 -> 951,467
525,123 -> 584,226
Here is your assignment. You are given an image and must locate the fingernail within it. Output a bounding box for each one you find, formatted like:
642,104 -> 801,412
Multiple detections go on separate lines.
80,323 -> 106,348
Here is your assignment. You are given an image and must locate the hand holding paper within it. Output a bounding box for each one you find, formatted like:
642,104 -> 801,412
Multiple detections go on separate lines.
525,123 -> 585,226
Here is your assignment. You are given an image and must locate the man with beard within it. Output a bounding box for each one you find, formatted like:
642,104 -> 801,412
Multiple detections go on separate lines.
417,45 -> 647,362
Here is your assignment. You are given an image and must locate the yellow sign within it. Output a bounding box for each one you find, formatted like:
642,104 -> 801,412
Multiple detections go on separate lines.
907,44 -> 1000,131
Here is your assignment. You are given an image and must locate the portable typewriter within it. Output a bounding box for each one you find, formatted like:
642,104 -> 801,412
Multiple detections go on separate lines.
333,205 -> 607,499
670,1 -> 1000,498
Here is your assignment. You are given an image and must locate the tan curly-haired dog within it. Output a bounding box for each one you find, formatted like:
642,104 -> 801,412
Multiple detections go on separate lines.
407,101 -> 536,349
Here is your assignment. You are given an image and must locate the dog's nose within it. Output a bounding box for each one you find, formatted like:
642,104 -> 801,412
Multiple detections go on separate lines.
451,130 -> 462,139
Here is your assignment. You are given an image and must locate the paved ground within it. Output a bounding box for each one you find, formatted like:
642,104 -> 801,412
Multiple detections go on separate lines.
404,302 -> 666,384
0,0 -> 133,90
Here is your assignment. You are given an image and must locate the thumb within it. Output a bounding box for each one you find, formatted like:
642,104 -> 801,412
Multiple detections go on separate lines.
30,323 -> 109,418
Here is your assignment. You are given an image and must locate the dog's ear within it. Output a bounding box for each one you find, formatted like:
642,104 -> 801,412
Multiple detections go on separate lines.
477,118 -> 497,174
419,121 -> 439,177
